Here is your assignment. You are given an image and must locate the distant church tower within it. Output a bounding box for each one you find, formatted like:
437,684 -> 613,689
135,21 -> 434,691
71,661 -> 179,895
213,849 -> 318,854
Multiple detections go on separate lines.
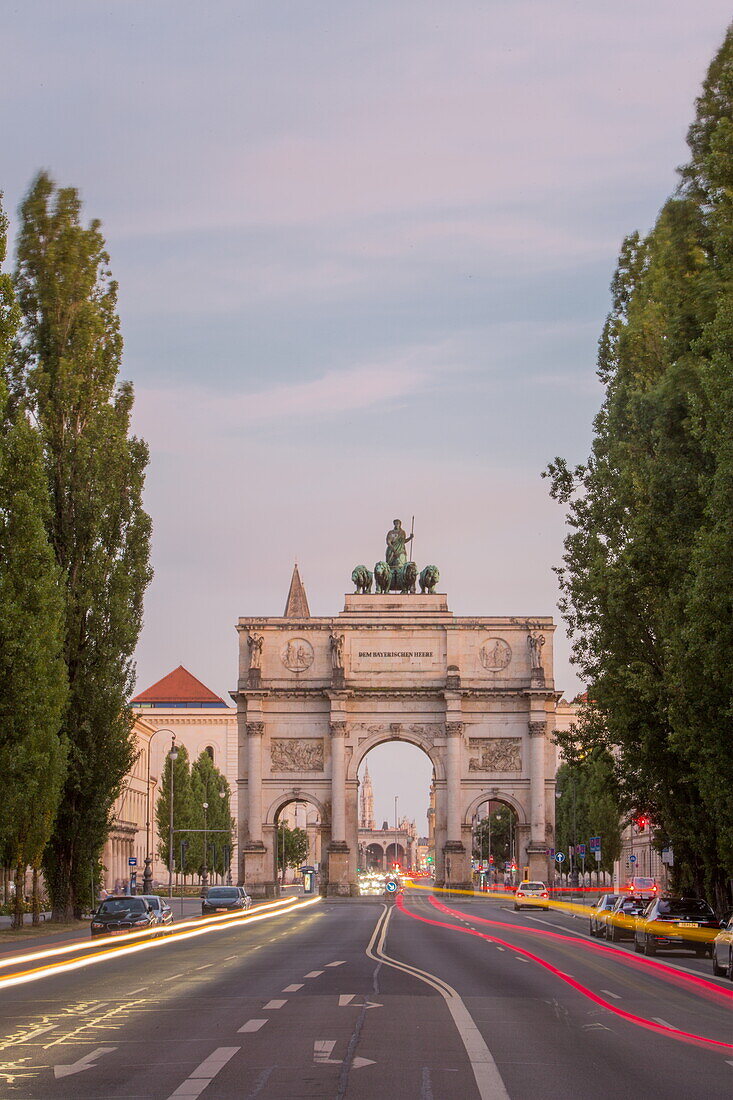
360,764 -> 375,829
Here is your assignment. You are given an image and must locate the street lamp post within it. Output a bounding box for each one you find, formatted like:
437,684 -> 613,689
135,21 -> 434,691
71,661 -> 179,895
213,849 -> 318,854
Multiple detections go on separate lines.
394,796 -> 399,871
143,727 -> 177,894
167,735 -> 179,899
202,802 -> 209,892
219,788 -> 228,885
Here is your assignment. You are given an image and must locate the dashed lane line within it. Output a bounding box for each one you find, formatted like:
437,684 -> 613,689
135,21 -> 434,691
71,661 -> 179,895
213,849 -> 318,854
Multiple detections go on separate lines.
167,1046 -> 239,1100
601,990 -> 621,999
282,984 -> 303,992
652,1017 -> 676,1028
304,970 -> 323,978
128,987 -> 147,994
162,973 -> 184,982
195,965 -> 212,971
326,960 -> 345,967
238,1019 -> 267,1033
263,999 -> 287,1009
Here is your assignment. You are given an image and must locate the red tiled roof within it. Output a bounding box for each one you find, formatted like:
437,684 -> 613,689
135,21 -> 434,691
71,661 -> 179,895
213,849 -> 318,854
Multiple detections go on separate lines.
132,665 -> 225,705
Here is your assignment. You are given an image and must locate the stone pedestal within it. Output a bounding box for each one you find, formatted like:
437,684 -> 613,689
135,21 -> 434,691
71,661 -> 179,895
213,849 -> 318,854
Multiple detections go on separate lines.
326,842 -> 356,896
240,843 -> 278,897
442,840 -> 472,891
526,844 -> 550,883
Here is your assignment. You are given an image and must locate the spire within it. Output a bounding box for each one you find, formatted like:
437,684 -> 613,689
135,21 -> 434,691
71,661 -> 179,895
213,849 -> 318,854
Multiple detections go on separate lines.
284,563 -> 310,618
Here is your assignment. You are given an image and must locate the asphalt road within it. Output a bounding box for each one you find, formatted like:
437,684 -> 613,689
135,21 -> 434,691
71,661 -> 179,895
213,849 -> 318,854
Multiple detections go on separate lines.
0,890 -> 730,1099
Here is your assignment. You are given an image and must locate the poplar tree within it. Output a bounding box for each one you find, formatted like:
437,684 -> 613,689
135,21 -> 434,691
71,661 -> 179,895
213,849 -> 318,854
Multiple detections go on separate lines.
156,745 -> 194,875
0,197 -> 67,927
12,173 -> 152,919
190,752 -> 235,877
545,27 -> 733,906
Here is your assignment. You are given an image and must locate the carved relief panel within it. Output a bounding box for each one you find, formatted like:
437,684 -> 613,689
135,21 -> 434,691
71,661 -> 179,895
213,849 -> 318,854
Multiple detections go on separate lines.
468,737 -> 522,773
270,738 -> 324,772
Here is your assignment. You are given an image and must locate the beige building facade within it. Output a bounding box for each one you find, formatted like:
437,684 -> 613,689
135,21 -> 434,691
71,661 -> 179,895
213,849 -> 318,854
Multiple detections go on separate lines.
102,716 -> 154,892
235,569 -> 559,897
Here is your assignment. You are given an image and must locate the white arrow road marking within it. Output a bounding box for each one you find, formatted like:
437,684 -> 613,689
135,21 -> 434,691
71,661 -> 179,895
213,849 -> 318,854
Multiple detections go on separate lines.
338,995 -> 382,1009
238,1019 -> 267,1033
314,1041 -> 375,1068
326,960 -> 345,967
314,1040 -> 340,1065
54,1047 -> 116,1079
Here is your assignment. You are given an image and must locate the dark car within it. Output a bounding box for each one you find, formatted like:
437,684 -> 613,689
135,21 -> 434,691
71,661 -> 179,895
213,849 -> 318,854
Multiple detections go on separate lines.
140,894 -> 174,928
712,912 -> 733,979
634,897 -> 719,956
605,895 -> 649,942
90,896 -> 158,937
588,893 -> 619,937
202,886 -> 252,917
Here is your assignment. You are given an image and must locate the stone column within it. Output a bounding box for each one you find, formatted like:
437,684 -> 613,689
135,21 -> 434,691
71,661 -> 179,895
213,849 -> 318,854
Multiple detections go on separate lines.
326,721 -> 352,895
445,722 -> 463,843
246,721 -> 264,844
527,719 -> 549,881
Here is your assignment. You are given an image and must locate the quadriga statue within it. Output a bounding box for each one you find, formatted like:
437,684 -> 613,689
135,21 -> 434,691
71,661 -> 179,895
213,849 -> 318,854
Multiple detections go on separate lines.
351,565 -> 373,594
419,564 -> 440,594
395,560 -> 417,594
374,561 -> 392,594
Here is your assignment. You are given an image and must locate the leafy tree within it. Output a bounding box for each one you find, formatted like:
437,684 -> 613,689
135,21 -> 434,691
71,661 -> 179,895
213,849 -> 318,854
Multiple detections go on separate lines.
545,28 -> 733,907
473,804 -> 515,870
0,197 -> 67,928
190,752 -> 235,878
276,824 -> 309,883
11,173 -> 152,919
554,750 -> 621,878
155,744 -> 194,875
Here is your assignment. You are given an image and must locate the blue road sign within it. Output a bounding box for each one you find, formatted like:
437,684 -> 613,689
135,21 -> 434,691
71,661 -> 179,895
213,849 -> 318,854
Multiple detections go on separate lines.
577,844 -> 586,857
589,836 -> 601,852
385,880 -> 397,893
555,852 -> 565,863
628,854 -> 637,863
128,857 -> 137,866
548,848 -> 555,857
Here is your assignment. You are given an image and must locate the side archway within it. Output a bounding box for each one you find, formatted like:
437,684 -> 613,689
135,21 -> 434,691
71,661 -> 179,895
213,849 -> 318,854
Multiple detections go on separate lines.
264,791 -> 330,827
463,790 -> 527,827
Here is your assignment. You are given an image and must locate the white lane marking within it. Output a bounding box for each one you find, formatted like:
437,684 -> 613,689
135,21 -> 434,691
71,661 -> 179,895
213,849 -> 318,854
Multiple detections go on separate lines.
496,947 -> 505,952
195,964 -> 212,971
726,1060 -> 733,1068
326,960 -> 345,967
76,1003 -> 105,1015
339,994 -> 356,1006
601,990 -> 621,999
652,1017 -> 675,1028
128,987 -> 147,994
514,956 -> 528,963
367,906 -> 510,1100
238,1019 -> 267,1033
304,970 -> 323,978
314,1040 -> 339,1064
313,1040 -> 375,1069
21,1025 -> 57,1041
282,983 -> 303,992
163,973 -> 184,982
263,999 -> 286,1009
224,955 -> 237,961
54,1046 -> 116,1079
167,1046 -> 239,1099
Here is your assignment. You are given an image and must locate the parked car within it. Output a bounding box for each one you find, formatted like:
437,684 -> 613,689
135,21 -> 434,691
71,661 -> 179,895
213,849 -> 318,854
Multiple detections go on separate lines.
634,897 -> 719,956
90,896 -> 158,937
712,912 -> 733,979
514,881 -> 549,911
588,893 -> 619,937
140,894 -> 173,928
605,895 -> 650,941
202,886 -> 252,917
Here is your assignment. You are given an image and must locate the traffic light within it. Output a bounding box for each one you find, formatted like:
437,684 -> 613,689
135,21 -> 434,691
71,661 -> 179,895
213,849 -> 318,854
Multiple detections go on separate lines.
489,855 -> 494,864
634,814 -> 650,832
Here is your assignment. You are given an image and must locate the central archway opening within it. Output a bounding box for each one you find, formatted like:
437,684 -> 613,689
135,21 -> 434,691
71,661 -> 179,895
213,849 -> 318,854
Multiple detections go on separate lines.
356,741 -> 434,882
273,798 -> 321,887
472,800 -> 519,889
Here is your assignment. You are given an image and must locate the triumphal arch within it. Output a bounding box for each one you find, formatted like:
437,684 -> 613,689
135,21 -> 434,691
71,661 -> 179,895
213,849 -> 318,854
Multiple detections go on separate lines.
233,524 -> 558,896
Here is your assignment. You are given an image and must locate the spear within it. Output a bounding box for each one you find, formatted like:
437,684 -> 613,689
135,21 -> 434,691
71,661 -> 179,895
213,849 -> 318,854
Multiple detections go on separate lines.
409,515 -> 415,562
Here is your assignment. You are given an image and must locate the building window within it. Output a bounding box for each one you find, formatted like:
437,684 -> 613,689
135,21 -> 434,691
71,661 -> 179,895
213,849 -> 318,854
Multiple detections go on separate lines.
205,746 -> 214,761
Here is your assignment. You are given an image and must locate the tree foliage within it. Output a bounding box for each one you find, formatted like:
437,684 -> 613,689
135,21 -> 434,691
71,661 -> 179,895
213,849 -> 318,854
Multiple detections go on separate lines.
11,172 -> 152,918
0,196 -> 67,927
554,749 -> 622,877
155,747 -> 235,879
473,804 -> 515,869
276,824 -> 309,881
544,28 -> 733,907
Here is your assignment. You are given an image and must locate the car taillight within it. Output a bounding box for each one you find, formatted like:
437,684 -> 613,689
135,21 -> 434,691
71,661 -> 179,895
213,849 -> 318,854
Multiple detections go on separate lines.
541,892 -> 548,898
516,891 -> 524,897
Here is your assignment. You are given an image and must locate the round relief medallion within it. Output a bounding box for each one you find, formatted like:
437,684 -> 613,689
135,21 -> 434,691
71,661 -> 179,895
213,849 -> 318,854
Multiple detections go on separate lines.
479,637 -> 512,672
281,637 -> 314,672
